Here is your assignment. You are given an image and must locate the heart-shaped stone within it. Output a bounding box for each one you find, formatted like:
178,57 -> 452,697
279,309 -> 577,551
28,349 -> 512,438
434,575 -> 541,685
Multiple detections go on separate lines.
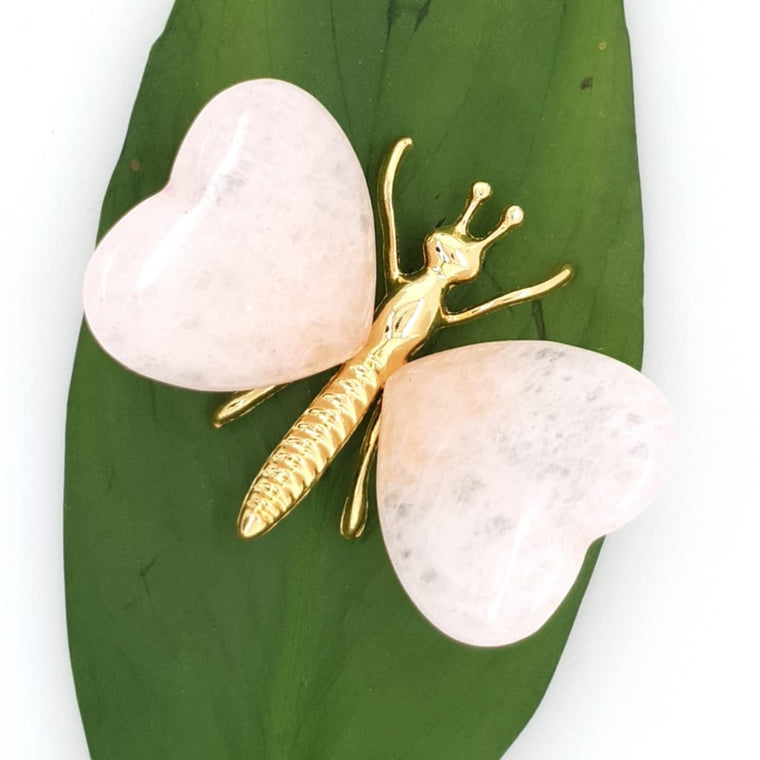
377,341 -> 676,647
84,79 -> 375,391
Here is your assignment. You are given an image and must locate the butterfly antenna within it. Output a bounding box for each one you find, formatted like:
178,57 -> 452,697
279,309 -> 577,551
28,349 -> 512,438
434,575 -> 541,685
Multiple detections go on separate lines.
454,182 -> 492,236
480,204 -> 524,248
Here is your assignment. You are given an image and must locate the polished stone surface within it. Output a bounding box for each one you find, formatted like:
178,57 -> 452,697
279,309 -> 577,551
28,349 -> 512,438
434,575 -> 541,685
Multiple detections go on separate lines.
377,341 -> 676,647
84,79 -> 375,391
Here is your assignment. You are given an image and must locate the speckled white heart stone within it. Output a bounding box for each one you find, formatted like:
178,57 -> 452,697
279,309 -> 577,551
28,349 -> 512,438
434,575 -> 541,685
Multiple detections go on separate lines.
83,79 -> 375,391
377,341 -> 676,647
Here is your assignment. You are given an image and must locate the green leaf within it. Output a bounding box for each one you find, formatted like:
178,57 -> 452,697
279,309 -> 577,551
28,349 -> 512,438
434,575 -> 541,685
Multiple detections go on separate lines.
65,1 -> 643,758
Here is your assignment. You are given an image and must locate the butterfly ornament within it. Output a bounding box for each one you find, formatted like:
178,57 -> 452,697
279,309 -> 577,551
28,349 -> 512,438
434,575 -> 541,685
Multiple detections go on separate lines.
83,79 -> 676,648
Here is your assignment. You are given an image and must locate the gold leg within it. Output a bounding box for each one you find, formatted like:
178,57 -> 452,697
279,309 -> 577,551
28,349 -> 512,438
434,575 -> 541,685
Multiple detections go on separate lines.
443,264 -> 574,326
212,385 -> 284,428
340,402 -> 382,540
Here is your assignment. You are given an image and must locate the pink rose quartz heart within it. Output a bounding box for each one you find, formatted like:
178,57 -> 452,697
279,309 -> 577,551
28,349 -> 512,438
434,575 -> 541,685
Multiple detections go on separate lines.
377,341 -> 676,647
83,79 -> 375,391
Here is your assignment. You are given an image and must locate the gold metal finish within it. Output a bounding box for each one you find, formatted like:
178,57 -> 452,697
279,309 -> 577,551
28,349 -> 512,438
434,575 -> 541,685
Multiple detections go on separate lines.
444,265 -> 573,325
222,138 -> 573,539
237,354 -> 385,538
379,137 -> 412,289
212,385 -> 283,428
340,402 -> 382,540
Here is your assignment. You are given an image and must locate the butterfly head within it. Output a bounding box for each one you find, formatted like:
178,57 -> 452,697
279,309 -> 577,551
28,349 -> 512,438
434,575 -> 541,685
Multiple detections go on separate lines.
423,181 -> 523,284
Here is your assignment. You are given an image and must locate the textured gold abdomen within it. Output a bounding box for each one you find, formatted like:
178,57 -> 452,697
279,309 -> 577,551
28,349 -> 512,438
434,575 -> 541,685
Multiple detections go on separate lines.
238,356 -> 383,537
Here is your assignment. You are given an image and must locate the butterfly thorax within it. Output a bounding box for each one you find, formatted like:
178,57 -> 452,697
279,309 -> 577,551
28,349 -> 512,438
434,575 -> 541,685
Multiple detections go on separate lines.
356,270 -> 448,385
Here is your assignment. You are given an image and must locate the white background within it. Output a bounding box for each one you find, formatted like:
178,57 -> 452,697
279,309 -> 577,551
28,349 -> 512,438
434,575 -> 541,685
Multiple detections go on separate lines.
1,1 -> 758,757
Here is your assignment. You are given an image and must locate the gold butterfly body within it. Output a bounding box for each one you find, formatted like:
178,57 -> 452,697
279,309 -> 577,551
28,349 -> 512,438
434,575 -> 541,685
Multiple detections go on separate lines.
214,138 -> 572,539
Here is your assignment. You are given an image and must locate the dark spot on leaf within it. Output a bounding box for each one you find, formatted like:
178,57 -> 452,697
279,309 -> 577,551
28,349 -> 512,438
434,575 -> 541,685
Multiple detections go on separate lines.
386,0 -> 399,35
147,383 -> 159,419
130,159 -> 141,172
580,77 -> 593,91
138,555 -> 159,598
106,464 -> 117,494
532,300 -> 547,340
414,0 -> 432,32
